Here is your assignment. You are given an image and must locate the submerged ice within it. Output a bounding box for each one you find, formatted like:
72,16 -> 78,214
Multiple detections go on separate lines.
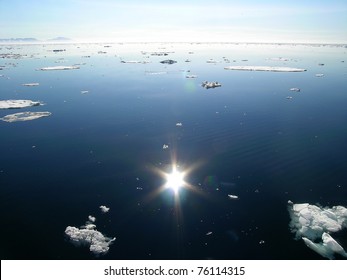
288,201 -> 347,259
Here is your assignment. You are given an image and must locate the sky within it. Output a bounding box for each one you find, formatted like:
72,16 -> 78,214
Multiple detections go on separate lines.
0,0 -> 346,43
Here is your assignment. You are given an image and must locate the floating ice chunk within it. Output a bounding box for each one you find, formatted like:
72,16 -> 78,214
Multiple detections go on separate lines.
81,90 -> 89,94
315,73 -> 324,77
0,100 -> 43,109
121,60 -> 149,64
288,201 -> 347,259
206,59 -> 220,63
224,66 -> 306,72
162,144 -> 169,149
267,57 -> 290,61
100,205 -> 110,213
65,225 -> 115,255
160,59 -> 177,64
0,111 -> 51,122
39,66 -> 80,71
290,88 -> 300,92
145,71 -> 167,75
22,83 -> 39,87
202,81 -> 222,89
206,231 -> 213,235
186,74 -> 198,78
176,122 -> 183,127
286,96 -> 293,100
88,215 -> 96,222
228,194 -> 239,200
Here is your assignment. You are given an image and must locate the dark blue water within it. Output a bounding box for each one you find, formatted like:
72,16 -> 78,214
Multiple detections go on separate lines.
1,43 -> 347,259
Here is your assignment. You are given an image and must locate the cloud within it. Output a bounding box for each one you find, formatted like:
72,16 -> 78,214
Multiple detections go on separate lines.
288,201 -> 347,259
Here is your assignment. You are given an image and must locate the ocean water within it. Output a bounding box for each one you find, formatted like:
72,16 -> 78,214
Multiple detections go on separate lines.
0,43 -> 347,260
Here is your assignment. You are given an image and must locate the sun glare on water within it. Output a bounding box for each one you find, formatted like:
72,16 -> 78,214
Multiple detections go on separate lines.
165,169 -> 185,194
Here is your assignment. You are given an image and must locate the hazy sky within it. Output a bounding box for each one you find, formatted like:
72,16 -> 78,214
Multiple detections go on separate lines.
1,0 -> 346,43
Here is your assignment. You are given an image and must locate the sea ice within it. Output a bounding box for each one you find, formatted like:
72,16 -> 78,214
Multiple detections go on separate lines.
0,100 -> 43,109
22,83 -> 39,87
228,194 -> 239,200
186,74 -> 198,78
160,59 -> 177,64
39,66 -> 80,71
224,66 -> 306,72
100,205 -> 110,213
0,111 -> 51,122
88,215 -> 96,222
315,73 -> 324,77
290,88 -> 300,92
202,81 -> 221,89
65,225 -> 115,255
288,201 -> 347,259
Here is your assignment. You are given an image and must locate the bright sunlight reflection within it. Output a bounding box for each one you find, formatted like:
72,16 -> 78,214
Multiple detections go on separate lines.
165,169 -> 185,194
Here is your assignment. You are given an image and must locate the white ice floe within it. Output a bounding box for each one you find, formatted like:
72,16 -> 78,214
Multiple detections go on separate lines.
286,96 -> 293,100
121,60 -> 150,64
39,66 -> 80,71
162,144 -> 169,150
290,88 -> 300,92
176,122 -> 183,127
0,111 -> 51,122
206,231 -> 213,236
100,205 -> 110,213
81,90 -> 89,94
267,57 -> 290,61
224,66 -> 306,72
0,100 -> 43,109
288,201 -> 347,259
315,73 -> 324,77
22,83 -> 39,87
65,225 -> 115,255
202,81 -> 222,89
186,74 -> 198,78
88,215 -> 96,222
228,194 -> 239,200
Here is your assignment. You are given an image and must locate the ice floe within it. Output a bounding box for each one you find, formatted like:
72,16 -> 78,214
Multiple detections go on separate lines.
22,83 -> 39,87
160,59 -> 177,64
202,81 -> 221,89
315,73 -> 324,77
121,60 -> 150,64
88,215 -> 96,222
0,111 -> 51,122
186,74 -> 198,78
288,201 -> 347,259
162,144 -> 169,150
290,88 -> 300,92
224,66 -> 306,72
0,100 -> 43,109
65,224 -> 115,255
100,205 -> 110,213
228,194 -> 239,200
39,66 -> 80,71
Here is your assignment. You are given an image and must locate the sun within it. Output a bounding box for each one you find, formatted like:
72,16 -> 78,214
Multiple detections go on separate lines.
165,169 -> 185,194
